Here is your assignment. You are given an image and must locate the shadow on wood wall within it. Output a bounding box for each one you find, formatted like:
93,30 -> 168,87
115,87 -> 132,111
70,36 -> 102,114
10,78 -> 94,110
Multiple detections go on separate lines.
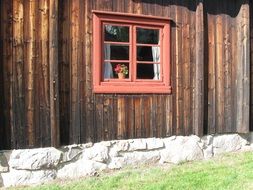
142,0 -> 244,17
250,0 -> 253,131
0,0 -> 4,149
0,0 -> 252,149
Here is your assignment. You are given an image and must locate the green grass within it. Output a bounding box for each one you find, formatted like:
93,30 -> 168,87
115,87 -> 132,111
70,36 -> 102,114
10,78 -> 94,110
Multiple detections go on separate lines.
10,151 -> 253,190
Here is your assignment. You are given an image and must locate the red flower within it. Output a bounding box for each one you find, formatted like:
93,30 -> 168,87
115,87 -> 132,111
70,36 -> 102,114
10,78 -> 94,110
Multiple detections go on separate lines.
114,64 -> 128,75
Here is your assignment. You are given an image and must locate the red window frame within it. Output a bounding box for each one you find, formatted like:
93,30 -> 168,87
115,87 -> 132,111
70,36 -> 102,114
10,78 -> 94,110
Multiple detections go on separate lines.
93,11 -> 171,94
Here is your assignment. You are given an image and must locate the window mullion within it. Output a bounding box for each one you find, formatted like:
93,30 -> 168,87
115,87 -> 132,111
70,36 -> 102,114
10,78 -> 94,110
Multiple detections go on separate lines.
132,25 -> 136,82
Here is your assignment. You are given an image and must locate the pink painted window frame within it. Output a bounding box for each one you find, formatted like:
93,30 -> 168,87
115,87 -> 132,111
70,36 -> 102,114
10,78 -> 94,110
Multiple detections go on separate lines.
93,10 -> 171,94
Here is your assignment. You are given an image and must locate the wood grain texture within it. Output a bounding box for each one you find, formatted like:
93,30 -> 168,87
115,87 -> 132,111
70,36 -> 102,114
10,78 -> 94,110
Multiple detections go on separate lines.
2,0 -> 14,149
235,2 -> 250,133
13,0 -> 25,147
38,0 -> 51,146
0,0 -> 4,149
69,0 -> 81,144
193,0 -> 204,136
0,0 -> 252,149
250,0 -> 253,131
49,0 -> 59,147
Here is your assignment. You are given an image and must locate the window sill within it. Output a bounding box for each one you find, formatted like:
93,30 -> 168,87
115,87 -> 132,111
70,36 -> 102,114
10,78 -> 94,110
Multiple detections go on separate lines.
93,85 -> 172,94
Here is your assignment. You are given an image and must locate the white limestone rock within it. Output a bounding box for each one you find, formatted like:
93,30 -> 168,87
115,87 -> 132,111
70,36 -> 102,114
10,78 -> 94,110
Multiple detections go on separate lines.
0,153 -> 9,173
213,134 -> 248,155
122,151 -> 161,165
201,135 -> 214,146
100,141 -> 114,147
109,140 -> 130,158
108,157 -> 126,169
60,145 -> 83,163
1,169 -> 56,187
162,136 -> 177,145
161,136 -> 203,164
57,159 -> 107,179
203,145 -> 213,159
0,175 -> 3,187
240,145 -> 253,152
109,151 -> 160,169
9,148 -> 62,170
146,138 -> 164,150
128,139 -> 147,151
115,140 -> 129,151
83,143 -> 109,163
82,142 -> 94,148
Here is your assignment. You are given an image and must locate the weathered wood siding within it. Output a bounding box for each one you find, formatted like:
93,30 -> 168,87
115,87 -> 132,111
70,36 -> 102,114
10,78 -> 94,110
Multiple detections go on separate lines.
0,0 -> 252,149
250,0 -> 253,131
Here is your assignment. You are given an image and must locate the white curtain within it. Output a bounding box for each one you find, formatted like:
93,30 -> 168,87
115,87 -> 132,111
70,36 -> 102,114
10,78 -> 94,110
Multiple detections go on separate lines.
152,46 -> 160,80
104,44 -> 113,79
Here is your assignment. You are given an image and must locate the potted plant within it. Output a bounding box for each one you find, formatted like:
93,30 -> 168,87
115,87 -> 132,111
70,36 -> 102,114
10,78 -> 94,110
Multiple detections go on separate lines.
114,64 -> 128,79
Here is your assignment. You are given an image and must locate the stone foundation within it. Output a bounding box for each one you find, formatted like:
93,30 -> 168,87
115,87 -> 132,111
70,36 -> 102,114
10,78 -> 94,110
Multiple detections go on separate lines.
1,133 -> 253,188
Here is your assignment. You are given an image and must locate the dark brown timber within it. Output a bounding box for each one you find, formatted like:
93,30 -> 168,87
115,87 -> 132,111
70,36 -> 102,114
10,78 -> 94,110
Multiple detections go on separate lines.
0,0 -> 252,149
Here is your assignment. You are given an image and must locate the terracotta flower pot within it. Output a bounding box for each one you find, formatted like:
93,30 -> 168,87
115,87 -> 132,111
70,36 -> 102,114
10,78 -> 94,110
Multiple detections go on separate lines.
118,73 -> 125,79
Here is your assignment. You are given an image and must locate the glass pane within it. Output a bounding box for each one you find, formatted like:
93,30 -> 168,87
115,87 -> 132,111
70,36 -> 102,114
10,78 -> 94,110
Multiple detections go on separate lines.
104,44 -> 129,60
104,25 -> 129,42
137,63 -> 160,80
104,62 -> 129,79
137,28 -> 159,44
137,46 -> 160,62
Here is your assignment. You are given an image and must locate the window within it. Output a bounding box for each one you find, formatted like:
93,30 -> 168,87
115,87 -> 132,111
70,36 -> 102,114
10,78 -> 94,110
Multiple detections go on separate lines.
93,11 -> 171,93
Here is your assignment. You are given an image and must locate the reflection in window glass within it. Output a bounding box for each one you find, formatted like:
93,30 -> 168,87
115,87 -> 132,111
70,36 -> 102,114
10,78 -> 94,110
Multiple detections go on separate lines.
137,46 -> 154,61
104,62 -> 129,79
136,63 -> 160,80
104,44 -> 129,60
137,28 -> 159,44
104,25 -> 129,42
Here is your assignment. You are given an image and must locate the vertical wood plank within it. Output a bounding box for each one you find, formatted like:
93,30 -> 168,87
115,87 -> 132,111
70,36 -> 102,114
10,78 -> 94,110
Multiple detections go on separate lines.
112,0 -> 124,12
0,0 -> 5,149
2,0 -> 13,148
133,0 -> 141,14
154,0 -> 164,17
79,0 -> 86,144
134,97 -> 142,138
59,0 -> 70,145
150,95 -> 157,137
69,0 -> 81,144
230,11 -> 237,132
49,0 -> 59,147
164,0 -> 174,137
38,0 -> 51,146
1,0 -> 252,149
235,3 -> 250,133
94,95 -> 104,141
85,0 -> 94,143
126,96 -> 135,138
193,0 -> 204,136
165,96 -> 173,136
207,9 -> 216,134
223,9 -> 232,132
250,0 -> 253,131
215,15 -> 224,133
156,95 -> 163,137
175,2 -> 183,135
117,97 -> 126,139
189,3 -> 196,135
24,0 -> 36,147
103,95 -> 115,140
13,0 -> 25,147
34,0 -> 40,147
143,96 -> 151,137
182,6 -> 191,135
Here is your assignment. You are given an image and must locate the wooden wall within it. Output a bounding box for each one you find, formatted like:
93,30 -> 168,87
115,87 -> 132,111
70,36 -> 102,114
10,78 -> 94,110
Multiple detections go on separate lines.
250,0 -> 253,131
0,0 -> 252,149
